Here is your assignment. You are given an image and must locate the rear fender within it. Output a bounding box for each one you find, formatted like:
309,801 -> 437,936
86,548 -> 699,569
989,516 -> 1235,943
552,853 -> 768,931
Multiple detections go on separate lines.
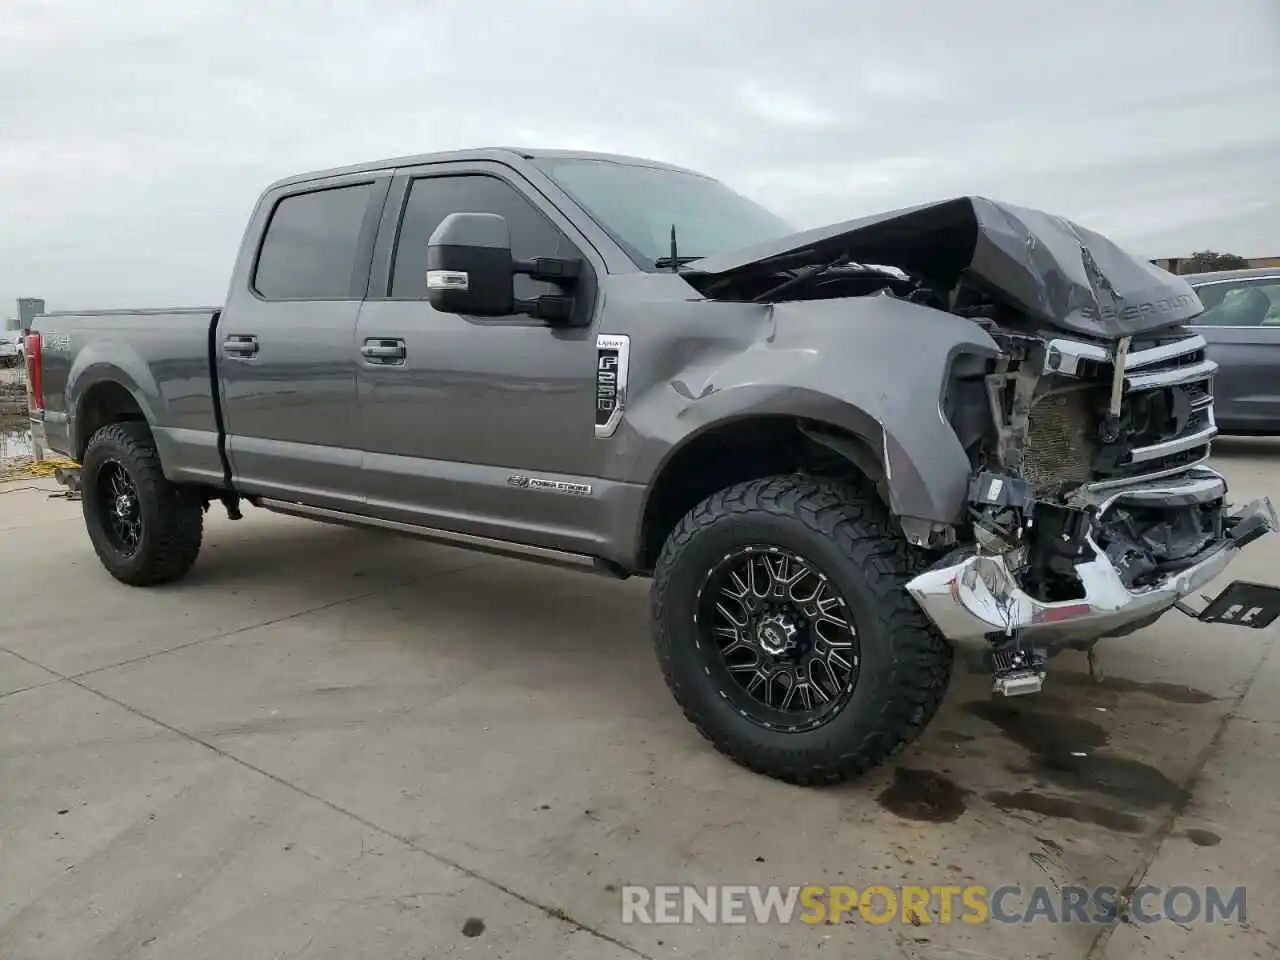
65,344 -> 163,457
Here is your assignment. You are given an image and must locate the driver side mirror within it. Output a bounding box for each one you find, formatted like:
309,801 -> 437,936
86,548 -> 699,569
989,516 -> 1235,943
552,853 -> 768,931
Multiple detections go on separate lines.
425,212 -> 583,324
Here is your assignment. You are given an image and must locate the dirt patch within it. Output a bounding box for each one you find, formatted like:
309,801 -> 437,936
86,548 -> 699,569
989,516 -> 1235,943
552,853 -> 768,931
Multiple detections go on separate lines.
1,370 -> 28,427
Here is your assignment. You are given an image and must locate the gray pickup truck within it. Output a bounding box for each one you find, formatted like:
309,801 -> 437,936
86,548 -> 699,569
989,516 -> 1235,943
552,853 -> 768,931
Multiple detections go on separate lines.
26,147 -> 1280,785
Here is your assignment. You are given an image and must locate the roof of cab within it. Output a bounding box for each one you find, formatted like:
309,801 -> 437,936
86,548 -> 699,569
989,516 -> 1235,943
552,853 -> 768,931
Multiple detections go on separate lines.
1181,266 -> 1280,284
265,147 -> 712,192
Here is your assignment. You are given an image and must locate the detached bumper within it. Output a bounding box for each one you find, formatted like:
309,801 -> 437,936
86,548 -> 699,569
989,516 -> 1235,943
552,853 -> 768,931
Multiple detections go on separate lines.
906,479 -> 1278,646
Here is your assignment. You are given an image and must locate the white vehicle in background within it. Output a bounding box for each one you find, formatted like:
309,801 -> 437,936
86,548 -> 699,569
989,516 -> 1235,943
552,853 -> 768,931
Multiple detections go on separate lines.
0,333 -> 22,368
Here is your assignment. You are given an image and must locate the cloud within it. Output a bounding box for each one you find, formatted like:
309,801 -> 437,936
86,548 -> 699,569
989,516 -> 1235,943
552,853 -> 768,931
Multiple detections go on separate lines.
1,0 -> 1277,311
735,80 -> 848,129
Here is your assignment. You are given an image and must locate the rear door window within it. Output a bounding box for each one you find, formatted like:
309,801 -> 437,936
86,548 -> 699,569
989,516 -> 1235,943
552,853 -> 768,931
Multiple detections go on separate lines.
254,182 -> 376,300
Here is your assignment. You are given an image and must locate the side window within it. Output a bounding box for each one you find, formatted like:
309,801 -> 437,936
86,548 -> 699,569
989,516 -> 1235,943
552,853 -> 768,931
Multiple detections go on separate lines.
1195,281 -> 1280,327
254,182 -> 375,300
391,174 -> 570,299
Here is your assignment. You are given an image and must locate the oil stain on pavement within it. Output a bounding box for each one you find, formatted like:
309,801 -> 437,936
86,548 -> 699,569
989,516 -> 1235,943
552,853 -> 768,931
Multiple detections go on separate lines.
986,790 -> 1144,833
963,699 -> 1188,810
876,767 -> 971,823
1049,672 -> 1218,705
1180,828 -> 1222,847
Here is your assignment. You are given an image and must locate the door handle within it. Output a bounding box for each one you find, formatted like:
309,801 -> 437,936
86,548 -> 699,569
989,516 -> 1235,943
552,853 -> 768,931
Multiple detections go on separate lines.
361,338 -> 406,363
223,334 -> 259,357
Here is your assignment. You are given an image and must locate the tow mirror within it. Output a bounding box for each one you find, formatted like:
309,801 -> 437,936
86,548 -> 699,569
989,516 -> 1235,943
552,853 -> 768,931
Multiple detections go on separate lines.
425,212 -> 584,324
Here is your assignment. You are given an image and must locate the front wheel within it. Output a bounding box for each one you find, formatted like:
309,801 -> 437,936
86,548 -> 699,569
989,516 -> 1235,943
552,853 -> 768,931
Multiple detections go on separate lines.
651,475 -> 952,785
81,422 -> 204,586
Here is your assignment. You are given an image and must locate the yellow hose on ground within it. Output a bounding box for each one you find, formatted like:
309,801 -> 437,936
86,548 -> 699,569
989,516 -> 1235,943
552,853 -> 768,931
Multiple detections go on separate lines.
0,457 -> 79,483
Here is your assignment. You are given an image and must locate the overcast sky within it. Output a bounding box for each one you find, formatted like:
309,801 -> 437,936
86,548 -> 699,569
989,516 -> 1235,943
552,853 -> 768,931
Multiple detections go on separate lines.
2,0 -> 1277,313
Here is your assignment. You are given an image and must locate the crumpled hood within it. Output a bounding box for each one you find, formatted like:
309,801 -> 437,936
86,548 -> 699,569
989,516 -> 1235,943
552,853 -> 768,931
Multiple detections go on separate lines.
683,196 -> 1203,340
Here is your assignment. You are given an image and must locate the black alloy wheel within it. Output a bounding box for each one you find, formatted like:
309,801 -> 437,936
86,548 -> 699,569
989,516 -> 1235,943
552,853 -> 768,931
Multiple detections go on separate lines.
696,545 -> 860,731
94,459 -> 144,557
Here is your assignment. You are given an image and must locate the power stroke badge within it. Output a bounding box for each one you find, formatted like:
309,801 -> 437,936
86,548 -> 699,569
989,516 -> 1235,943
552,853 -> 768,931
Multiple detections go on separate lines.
595,333 -> 630,439
506,475 -> 593,497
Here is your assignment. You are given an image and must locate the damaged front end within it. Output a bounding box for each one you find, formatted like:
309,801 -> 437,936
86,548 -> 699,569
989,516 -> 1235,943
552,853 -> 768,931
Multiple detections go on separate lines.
907,328 -> 1279,695
682,194 -> 1279,696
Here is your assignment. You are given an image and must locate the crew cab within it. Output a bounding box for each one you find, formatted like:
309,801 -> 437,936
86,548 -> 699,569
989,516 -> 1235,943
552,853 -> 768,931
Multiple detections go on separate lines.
25,147 -> 1280,785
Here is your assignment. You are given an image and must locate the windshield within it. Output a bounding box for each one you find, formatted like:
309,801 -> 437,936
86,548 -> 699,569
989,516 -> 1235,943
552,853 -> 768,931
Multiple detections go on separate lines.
531,157 -> 794,268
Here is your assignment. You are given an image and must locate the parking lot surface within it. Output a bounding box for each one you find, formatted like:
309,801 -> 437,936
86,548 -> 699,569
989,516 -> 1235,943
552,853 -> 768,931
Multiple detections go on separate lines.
2,440 -> 1277,959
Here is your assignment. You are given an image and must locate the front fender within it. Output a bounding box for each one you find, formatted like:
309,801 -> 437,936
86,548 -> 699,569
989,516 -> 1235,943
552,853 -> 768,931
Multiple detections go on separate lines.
626,294 -> 999,530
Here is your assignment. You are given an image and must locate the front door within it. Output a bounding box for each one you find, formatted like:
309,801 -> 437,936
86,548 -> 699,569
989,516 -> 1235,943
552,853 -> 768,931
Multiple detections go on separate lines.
353,163 -> 606,551
217,175 -> 388,509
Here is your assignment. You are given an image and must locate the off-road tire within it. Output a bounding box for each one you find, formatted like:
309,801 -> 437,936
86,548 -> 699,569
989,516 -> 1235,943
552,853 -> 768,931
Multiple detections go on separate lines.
651,474 -> 952,785
81,421 -> 204,586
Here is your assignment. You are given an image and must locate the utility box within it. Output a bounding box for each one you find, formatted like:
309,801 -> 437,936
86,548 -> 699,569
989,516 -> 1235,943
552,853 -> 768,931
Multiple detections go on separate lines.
17,298 -> 45,328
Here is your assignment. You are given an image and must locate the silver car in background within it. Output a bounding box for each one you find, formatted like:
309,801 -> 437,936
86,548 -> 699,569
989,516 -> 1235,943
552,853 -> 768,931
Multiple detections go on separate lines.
1185,267 -> 1280,435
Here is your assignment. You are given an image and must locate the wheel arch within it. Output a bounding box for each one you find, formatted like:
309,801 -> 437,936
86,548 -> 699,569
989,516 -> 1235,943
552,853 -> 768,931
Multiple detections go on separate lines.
65,344 -> 164,462
74,379 -> 150,460
634,414 -> 889,572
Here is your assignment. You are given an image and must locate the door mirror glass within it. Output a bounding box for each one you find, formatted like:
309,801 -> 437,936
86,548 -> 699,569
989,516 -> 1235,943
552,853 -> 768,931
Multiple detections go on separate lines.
426,212 -> 517,317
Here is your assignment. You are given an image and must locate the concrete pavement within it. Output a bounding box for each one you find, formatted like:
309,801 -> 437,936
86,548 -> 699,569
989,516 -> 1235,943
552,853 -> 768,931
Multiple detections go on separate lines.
1,443 -> 1278,959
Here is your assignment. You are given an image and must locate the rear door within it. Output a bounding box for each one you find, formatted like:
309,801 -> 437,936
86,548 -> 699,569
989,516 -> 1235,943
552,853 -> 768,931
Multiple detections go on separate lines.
1190,275 -> 1280,433
217,173 -> 390,508
352,161 -> 606,550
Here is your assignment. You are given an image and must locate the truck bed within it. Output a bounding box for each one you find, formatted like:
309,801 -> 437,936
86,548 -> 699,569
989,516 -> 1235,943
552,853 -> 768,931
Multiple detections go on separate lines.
33,307 -> 227,487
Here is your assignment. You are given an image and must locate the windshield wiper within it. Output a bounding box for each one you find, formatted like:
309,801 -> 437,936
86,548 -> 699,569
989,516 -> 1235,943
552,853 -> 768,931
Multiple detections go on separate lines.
752,255 -> 850,302
653,255 -> 703,268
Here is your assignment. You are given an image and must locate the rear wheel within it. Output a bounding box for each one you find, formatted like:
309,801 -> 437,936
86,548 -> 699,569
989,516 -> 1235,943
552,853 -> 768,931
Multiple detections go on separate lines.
651,475 -> 952,785
81,422 -> 204,586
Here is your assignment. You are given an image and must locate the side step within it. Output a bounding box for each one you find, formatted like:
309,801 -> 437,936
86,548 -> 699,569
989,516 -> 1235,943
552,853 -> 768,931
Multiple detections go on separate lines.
257,498 -> 631,579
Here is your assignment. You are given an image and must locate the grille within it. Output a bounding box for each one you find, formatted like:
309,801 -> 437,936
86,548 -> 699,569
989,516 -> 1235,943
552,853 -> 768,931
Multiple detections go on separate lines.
1032,331 -> 1218,492
1023,390 -> 1096,493
1112,332 -> 1216,481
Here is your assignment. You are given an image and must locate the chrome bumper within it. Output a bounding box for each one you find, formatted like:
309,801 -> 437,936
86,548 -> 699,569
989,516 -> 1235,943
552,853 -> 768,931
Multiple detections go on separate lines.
906,471 -> 1278,646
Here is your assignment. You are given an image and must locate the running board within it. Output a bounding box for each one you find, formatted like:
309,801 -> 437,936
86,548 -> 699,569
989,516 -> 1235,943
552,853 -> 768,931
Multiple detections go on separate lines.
256,498 -> 631,579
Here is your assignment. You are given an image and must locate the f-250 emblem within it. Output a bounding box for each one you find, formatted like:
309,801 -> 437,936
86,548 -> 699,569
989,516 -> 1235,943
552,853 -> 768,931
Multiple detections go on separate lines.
595,334 -> 630,440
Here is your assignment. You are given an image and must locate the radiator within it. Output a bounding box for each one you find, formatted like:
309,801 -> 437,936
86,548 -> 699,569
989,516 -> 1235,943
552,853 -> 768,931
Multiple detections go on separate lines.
1022,389 -> 1096,493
